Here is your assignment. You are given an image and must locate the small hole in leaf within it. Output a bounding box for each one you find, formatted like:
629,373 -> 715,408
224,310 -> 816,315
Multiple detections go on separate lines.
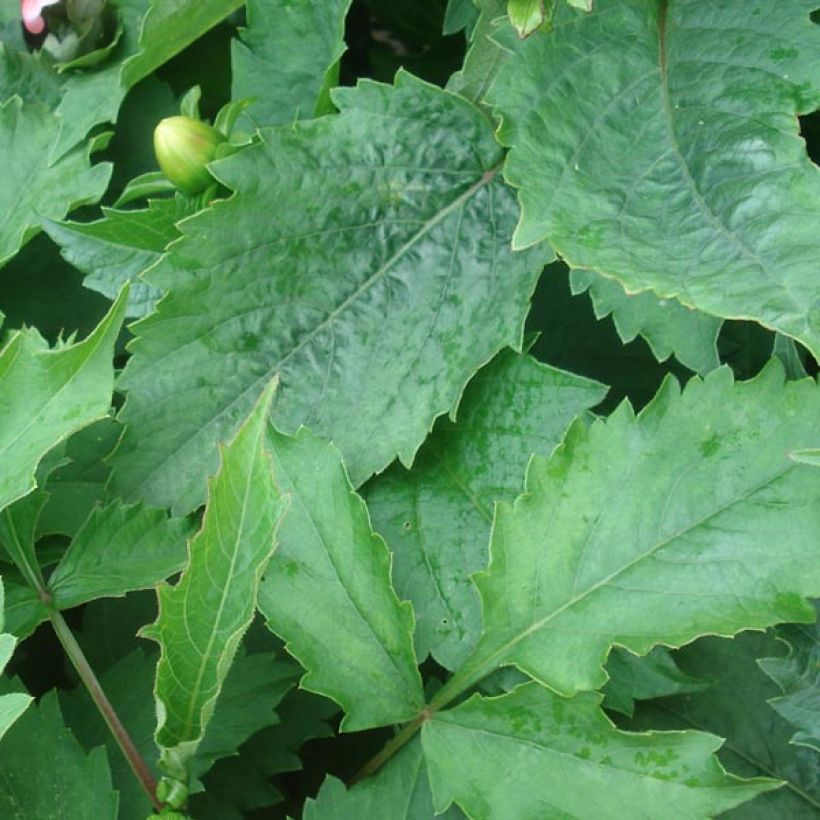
403,521 -> 412,530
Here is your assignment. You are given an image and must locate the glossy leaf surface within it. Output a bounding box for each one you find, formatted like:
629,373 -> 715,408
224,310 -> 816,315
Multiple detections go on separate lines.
232,0 -> 353,126
490,0 -> 820,355
111,73 -> 550,513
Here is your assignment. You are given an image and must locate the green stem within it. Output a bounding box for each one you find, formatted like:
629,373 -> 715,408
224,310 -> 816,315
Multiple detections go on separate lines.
351,711 -> 429,785
49,609 -> 162,813
352,660 -> 492,784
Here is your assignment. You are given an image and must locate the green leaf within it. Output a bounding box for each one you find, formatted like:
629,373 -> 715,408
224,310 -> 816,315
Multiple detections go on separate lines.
110,72 -> 550,513
0,579 -> 32,740
304,738 -> 463,819
0,691 -> 118,819
0,492 -> 49,590
49,0 -> 150,157
488,0 -> 820,357
772,333 -> 810,380
192,651 -> 298,780
0,45 -> 62,105
46,500 -> 191,611
443,0 -> 480,36
422,683 -> 774,819
628,632 -> 820,819
0,288 -> 126,515
0,233 -> 112,344
528,260 -> 688,411
61,648 -> 159,820
6,0 -> 242,163
570,268 -> 721,374
144,379 -> 288,783
434,361 -> 820,704
365,350 -> 606,669
193,687 -> 338,817
1,576 -> 48,639
759,604 -> 820,753
0,96 -> 111,267
447,0 -> 509,107
36,418 -> 122,538
259,426 -> 423,731
43,198 -> 197,318
113,171 -> 177,208
232,0 -> 353,127
62,647 -> 296,820
602,646 -> 708,717
120,0 -> 244,88
236,688 -> 337,778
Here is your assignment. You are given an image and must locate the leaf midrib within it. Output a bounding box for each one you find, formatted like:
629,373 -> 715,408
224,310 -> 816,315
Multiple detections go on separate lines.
271,445 -> 423,712
654,701 -> 820,810
175,440 -> 262,743
123,165 -> 500,500
441,461 -> 797,704
656,0 -> 802,315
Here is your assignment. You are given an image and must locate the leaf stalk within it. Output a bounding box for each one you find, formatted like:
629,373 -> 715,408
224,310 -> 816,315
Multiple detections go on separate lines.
49,609 -> 162,812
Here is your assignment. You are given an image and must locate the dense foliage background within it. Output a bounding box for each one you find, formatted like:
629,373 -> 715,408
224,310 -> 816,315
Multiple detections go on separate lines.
0,0 -> 819,817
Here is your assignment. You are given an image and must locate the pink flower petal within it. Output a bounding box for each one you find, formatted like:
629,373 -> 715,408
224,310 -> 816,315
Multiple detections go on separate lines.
20,0 -> 61,35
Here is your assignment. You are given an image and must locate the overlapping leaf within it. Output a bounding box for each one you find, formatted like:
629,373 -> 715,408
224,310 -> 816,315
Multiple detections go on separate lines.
110,72 -> 550,513
365,350 -> 606,669
144,380 -> 287,783
259,426 -> 424,731
0,288 -> 126,514
432,361 -> 820,705
192,688 -> 338,818
628,632 -> 820,818
443,0 -> 479,36
0,97 -> 111,267
36,419 -> 122,538
489,0 -> 820,356
47,500 -> 191,611
232,0 -> 353,127
304,739 -> 463,820
447,0 -> 508,107
570,268 -> 721,374
120,0 -> 244,88
0,691 -> 118,819
0,578 -> 31,739
602,646 -> 708,716
759,603 -> 820,752
44,197 -> 197,317
422,683 -> 774,819
62,647 -> 296,820
0,0 -> 244,263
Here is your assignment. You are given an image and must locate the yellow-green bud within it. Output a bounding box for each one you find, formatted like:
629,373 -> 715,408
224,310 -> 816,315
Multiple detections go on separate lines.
153,116 -> 225,196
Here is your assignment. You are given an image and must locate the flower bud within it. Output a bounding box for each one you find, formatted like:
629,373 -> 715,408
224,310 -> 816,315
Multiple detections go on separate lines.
153,116 -> 225,196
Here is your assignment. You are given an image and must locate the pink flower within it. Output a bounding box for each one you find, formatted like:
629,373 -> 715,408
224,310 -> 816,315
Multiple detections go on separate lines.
21,0 -> 61,35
